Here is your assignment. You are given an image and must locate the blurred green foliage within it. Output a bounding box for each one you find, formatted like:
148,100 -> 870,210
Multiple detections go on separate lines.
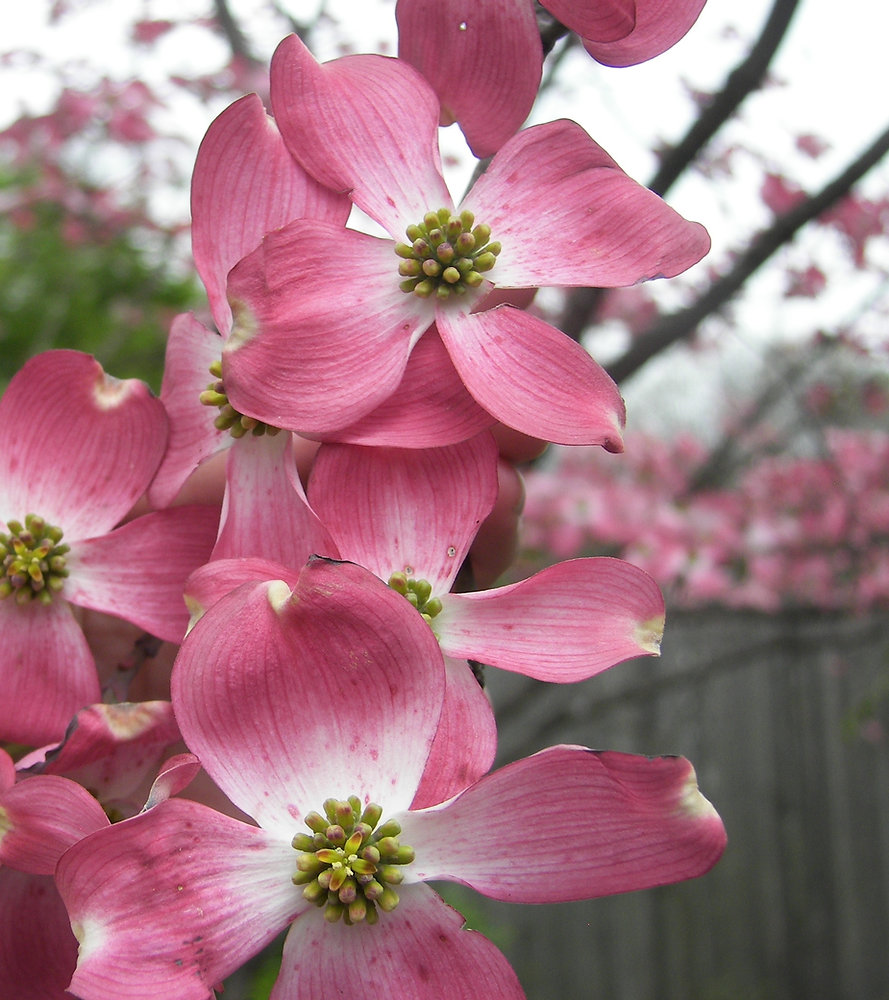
0,172 -> 202,393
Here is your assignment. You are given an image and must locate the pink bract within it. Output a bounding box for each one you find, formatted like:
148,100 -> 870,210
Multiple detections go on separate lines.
397,0 -> 708,156
0,868 -> 80,1000
149,92 -> 351,507
58,561 -> 725,999
0,746 -> 109,1000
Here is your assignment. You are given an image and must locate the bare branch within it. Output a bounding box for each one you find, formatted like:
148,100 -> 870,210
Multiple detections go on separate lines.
607,122 -> 889,384
534,2 -> 571,57
650,0 -> 801,198
212,0 -> 262,66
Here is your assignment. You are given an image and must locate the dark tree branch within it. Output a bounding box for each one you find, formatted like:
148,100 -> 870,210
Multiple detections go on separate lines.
534,3 -> 571,58
606,122 -> 889,384
650,0 -> 800,198
269,0 -> 321,43
681,351 -> 817,495
212,0 -> 262,66
559,0 -> 801,341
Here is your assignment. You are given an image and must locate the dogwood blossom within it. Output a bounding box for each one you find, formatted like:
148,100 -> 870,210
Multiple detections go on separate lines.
58,560 -> 725,1000
0,351 -> 218,745
220,36 -> 709,447
306,436 -> 666,679
0,747 -> 107,999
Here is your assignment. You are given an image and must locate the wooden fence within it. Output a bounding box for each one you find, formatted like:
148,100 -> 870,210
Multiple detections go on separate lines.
434,608 -> 889,1000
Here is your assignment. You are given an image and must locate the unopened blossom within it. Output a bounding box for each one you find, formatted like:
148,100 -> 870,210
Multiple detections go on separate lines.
221,36 -> 710,448
397,0 -> 708,156
58,560 -> 726,1000
0,351 -> 218,745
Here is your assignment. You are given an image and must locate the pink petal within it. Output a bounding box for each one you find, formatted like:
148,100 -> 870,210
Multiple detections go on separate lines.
437,306 -> 625,447
192,93 -> 350,336
0,351 -> 167,540
464,120 -> 710,287
436,557 -> 665,681
16,701 -> 181,820
396,0 -> 542,158
171,560 -> 445,838
57,798 -> 301,1000
0,869 -> 78,1000
0,598 -> 99,747
141,753 -> 202,810
65,505 -> 219,642
411,656 -> 497,809
308,432 -> 499,595
321,325 -> 494,448
582,0 -> 707,65
545,0 -> 635,41
223,221 -> 431,433
213,432 -> 334,563
270,34 -> 452,236
184,556 -> 303,623
0,774 -> 108,874
273,882 -> 525,1000
149,313 -> 231,509
0,749 -> 14,790
400,746 -> 727,902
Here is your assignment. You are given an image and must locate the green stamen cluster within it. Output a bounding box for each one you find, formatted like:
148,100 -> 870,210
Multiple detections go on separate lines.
395,208 -> 501,300
0,514 -> 69,605
199,360 -> 281,439
292,797 -> 415,926
388,571 -> 443,626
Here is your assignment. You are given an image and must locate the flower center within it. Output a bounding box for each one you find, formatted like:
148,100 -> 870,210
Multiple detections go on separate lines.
395,208 -> 501,300
0,514 -> 69,606
387,571 -> 442,627
199,359 -> 281,439
291,796 -> 414,926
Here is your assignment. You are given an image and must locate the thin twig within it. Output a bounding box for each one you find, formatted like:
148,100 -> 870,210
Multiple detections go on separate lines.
607,122 -> 889,384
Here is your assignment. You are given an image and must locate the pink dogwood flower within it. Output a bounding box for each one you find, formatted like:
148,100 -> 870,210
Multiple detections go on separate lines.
0,351 -> 219,745
183,434 -> 500,802
185,432 -> 663,795
0,741 -> 204,998
306,435 -> 666,680
153,90 -> 489,506
397,0 -> 708,157
58,560 -> 725,1000
220,36 -> 709,448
